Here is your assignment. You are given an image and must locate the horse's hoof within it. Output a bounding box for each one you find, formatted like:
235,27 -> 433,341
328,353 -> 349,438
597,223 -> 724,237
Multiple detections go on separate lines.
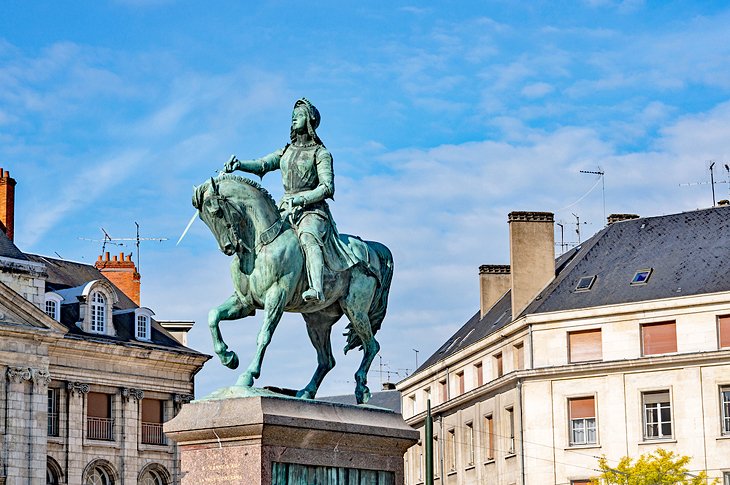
355,386 -> 371,405
296,389 -> 316,400
221,351 -> 239,369
235,372 -> 254,387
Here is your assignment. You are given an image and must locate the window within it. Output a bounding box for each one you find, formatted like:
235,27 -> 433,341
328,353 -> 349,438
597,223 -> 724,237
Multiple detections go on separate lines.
474,362 -> 483,387
724,472 -> 730,485
643,391 -> 672,440
418,444 -> 423,482
439,380 -> 447,403
455,371 -> 464,395
719,315 -> 730,349
87,392 -> 113,441
722,387 -> 730,436
631,268 -> 652,285
90,291 -> 106,333
575,275 -> 596,291
44,292 -> 63,321
433,435 -> 440,477
569,397 -> 596,445
505,407 -> 515,454
48,388 -> 60,437
141,399 -> 165,445
568,329 -> 602,363
137,315 -> 150,340
465,422 -> 474,466
494,353 -> 503,378
407,394 -> 416,416
86,466 -> 112,485
423,387 -> 431,407
641,321 -> 677,356
484,415 -> 494,461
139,469 -> 166,485
514,342 -> 524,370
45,300 -> 57,319
446,428 -> 456,471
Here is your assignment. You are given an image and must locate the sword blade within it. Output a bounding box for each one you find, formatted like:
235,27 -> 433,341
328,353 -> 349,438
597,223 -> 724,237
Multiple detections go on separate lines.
176,211 -> 199,246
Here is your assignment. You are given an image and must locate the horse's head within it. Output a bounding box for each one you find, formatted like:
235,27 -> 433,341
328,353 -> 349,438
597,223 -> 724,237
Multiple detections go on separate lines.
193,176 -> 247,256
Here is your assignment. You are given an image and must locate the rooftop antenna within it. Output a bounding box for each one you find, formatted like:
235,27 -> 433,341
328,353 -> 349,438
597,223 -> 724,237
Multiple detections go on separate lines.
571,213 -> 589,244
413,348 -> 420,370
679,160 -> 727,206
725,164 -> 730,198
556,222 -> 566,255
710,161 -> 716,206
579,167 -> 606,224
78,225 -> 168,273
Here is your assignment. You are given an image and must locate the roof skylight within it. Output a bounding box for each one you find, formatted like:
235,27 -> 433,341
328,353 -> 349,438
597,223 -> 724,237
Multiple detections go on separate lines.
575,275 -> 596,292
631,268 -> 652,285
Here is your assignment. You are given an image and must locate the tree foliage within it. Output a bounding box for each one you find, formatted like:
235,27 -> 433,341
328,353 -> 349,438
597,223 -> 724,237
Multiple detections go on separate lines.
593,449 -> 719,485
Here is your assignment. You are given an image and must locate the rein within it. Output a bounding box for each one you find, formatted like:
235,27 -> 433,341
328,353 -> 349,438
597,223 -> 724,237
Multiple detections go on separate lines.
209,190 -> 285,254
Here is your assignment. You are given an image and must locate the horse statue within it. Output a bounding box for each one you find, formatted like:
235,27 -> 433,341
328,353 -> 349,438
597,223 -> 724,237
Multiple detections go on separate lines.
192,174 -> 393,404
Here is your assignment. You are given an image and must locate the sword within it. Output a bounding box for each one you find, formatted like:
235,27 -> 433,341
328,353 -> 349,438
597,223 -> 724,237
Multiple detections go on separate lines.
176,211 -> 198,246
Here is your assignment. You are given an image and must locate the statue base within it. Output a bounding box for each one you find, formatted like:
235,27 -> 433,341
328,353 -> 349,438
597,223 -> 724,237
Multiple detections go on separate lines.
163,389 -> 419,485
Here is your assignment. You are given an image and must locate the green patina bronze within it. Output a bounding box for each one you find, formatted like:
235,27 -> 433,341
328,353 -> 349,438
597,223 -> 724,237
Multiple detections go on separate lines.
272,462 -> 394,485
193,98 -> 393,404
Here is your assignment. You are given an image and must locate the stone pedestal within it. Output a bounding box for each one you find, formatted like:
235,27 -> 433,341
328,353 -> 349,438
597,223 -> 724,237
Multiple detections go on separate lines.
163,390 -> 418,485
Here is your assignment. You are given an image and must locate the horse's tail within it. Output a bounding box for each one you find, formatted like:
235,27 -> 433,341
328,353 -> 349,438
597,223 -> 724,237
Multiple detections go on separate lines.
344,241 -> 394,353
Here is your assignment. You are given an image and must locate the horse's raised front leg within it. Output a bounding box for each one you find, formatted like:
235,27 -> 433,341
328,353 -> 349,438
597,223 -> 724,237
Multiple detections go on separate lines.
341,272 -> 379,405
236,284 -> 287,387
297,308 -> 342,399
209,294 -> 254,370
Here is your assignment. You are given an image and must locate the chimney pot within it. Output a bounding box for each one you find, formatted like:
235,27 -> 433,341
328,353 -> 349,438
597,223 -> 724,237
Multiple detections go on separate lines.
0,167 -> 17,241
607,213 -> 640,224
718,200 -> 729,206
105,251 -> 111,260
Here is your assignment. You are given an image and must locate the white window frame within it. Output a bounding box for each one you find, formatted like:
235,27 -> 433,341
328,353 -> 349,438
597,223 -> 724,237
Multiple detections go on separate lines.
135,307 -> 155,341
465,421 -> 475,466
722,387 -> 730,436
642,390 -> 673,440
44,292 -> 63,321
570,416 -> 597,446
90,291 -> 106,334
724,471 -> 730,485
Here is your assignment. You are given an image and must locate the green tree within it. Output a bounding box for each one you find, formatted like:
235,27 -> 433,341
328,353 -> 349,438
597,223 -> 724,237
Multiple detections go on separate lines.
593,449 -> 719,485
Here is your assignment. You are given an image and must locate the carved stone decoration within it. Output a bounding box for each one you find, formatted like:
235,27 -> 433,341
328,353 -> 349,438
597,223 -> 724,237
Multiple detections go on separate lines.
30,368 -> 51,390
67,381 -> 90,396
7,366 -> 32,383
173,393 -> 194,404
121,387 -> 144,402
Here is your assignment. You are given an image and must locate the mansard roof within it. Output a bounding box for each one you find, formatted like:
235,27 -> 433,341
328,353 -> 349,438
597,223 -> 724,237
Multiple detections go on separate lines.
415,205 -> 730,374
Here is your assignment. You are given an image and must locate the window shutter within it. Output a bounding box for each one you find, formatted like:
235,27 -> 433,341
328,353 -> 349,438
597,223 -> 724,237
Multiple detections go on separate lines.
142,399 -> 163,423
87,392 -> 110,418
642,321 -> 677,355
642,390 -> 670,405
569,397 -> 595,419
719,315 -> 730,348
569,329 -> 602,362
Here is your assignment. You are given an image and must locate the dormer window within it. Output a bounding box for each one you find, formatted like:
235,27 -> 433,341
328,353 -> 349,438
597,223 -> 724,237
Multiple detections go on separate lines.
90,291 -> 106,333
134,307 -> 155,341
44,292 -> 63,321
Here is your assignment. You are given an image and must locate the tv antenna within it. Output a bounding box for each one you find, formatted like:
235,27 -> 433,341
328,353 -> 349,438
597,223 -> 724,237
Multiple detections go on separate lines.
571,213 -> 589,244
679,161 -> 729,206
579,167 -> 606,224
78,223 -> 168,272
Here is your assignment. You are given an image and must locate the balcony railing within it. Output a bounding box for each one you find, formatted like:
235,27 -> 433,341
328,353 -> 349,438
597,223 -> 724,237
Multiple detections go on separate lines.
47,412 -> 60,437
141,422 -> 165,445
86,417 -> 114,441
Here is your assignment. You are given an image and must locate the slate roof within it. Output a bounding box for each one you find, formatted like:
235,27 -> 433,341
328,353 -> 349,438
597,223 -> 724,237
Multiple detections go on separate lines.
319,389 -> 401,413
415,206 -> 730,374
0,230 -> 28,261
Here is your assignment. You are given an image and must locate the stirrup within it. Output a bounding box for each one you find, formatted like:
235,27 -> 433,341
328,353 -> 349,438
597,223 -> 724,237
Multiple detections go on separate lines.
302,288 -> 323,302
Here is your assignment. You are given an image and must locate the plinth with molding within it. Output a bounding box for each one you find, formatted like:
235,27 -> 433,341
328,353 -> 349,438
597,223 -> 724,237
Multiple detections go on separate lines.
163,387 -> 418,485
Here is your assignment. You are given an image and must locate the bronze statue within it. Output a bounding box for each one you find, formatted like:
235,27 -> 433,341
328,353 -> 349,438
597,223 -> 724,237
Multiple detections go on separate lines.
193,99 -> 393,403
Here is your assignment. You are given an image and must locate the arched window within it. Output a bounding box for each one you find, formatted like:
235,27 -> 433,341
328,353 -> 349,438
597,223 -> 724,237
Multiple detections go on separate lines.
44,292 -> 63,321
137,315 -> 149,340
46,456 -> 63,485
139,469 -> 164,485
87,467 -> 112,485
138,464 -> 170,485
90,291 -> 106,333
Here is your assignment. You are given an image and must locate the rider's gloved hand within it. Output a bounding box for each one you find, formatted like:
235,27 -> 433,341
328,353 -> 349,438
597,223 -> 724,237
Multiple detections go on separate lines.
224,155 -> 239,173
291,195 -> 306,207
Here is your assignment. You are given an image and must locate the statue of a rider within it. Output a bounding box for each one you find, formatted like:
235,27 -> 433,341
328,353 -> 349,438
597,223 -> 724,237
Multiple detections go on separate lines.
224,98 -> 356,303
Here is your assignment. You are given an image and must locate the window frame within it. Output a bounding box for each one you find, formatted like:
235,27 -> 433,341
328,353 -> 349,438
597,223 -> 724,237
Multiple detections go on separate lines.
494,353 -> 503,378
44,292 -> 63,321
505,407 -> 515,455
47,387 -> 60,437
484,414 -> 495,462
642,390 -> 673,441
631,268 -> 653,285
568,396 -> 597,446
721,387 -> 730,436
568,328 -> 603,363
514,342 -> 525,370
575,275 -> 596,292
89,291 -> 107,334
446,428 -> 456,472
718,315 -> 730,349
641,321 -> 677,356
465,421 -> 475,467
455,371 -> 464,396
473,362 -> 483,387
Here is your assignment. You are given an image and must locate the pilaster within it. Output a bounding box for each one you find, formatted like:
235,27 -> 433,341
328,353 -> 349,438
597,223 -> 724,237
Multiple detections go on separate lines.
65,381 -> 90,485
120,387 -> 144,483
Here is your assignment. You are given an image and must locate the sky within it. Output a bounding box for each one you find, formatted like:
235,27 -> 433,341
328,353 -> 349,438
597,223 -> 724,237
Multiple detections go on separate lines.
2,1 -> 730,399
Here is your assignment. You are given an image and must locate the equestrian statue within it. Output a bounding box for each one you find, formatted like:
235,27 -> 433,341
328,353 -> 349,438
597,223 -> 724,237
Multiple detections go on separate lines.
192,98 -> 393,404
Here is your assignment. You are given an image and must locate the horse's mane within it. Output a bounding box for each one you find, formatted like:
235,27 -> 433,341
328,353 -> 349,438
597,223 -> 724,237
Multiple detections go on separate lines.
193,173 -> 277,210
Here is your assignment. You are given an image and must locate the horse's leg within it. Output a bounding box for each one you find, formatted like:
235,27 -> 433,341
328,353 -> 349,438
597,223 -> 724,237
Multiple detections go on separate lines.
297,308 -> 343,399
341,271 -> 379,405
236,284 -> 287,387
208,294 -> 253,370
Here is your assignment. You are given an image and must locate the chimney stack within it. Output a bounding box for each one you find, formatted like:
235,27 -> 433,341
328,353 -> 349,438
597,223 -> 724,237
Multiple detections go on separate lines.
95,252 -> 141,305
479,265 -> 511,318
607,213 -> 639,224
508,211 -> 555,317
0,168 -> 17,241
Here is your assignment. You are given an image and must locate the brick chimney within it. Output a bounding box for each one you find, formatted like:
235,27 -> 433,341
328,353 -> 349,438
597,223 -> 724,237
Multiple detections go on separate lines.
95,252 -> 141,305
479,265 -> 511,318
508,211 -> 555,317
0,168 -> 17,241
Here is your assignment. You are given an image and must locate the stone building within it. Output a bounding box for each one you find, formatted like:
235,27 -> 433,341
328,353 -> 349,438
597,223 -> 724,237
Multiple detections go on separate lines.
397,208 -> 730,485
0,168 -> 210,484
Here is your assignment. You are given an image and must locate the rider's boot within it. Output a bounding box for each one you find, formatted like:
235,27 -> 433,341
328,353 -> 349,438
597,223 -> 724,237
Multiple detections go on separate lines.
302,242 -> 324,302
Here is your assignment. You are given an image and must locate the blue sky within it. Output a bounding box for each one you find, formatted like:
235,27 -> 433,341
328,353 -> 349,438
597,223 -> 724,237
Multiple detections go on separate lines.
2,1 -> 730,398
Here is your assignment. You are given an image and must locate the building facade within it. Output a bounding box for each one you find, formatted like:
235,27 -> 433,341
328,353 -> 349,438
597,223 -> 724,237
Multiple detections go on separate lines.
0,168 -> 210,484
398,208 -> 730,485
